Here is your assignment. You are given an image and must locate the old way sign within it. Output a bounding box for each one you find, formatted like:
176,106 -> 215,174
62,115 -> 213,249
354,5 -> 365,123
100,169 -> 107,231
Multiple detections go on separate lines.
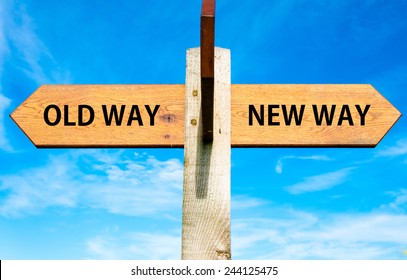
11,85 -> 185,148
11,83 -> 400,147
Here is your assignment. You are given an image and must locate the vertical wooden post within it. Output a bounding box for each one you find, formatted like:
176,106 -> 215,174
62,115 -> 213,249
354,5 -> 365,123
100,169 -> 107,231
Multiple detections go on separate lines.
200,0 -> 215,142
182,47 -> 231,260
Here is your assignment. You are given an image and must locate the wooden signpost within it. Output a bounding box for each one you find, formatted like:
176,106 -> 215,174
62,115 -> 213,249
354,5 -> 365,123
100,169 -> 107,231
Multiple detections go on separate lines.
11,84 -> 400,148
10,0 -> 401,260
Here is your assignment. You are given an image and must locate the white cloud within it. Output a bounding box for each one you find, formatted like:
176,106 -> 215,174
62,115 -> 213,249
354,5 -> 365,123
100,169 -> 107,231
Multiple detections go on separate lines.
275,155 -> 331,174
128,232 -> 180,260
0,0 -> 71,152
232,195 -> 267,210
3,2 -> 70,85
0,94 -> 12,152
284,167 -> 353,194
0,1 -> 12,152
86,230 -> 180,260
0,150 -> 183,218
233,209 -> 407,260
87,156 -> 183,216
380,189 -> 407,212
377,139 -> 407,157
81,203 -> 407,260
86,236 -> 119,259
0,154 -> 79,217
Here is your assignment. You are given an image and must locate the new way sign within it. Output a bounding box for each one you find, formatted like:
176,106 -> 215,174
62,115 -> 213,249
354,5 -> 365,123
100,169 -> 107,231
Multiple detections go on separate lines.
10,84 -> 401,148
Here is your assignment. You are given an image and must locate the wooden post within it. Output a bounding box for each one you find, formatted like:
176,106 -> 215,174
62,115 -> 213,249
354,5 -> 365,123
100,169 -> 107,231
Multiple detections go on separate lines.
182,47 -> 231,260
201,0 -> 216,142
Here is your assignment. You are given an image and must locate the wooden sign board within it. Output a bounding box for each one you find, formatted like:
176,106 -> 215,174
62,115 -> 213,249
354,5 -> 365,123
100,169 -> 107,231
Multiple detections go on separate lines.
11,85 -> 185,148
10,84 -> 401,147
232,84 -> 401,147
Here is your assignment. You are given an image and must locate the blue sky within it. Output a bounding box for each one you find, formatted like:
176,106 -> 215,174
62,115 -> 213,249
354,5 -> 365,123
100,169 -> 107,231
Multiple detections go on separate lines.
1,0 -> 406,259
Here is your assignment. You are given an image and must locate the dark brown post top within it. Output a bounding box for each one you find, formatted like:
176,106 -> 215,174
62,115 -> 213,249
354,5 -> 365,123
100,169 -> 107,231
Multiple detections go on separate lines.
201,0 -> 214,78
202,0 -> 215,16
201,0 -> 215,142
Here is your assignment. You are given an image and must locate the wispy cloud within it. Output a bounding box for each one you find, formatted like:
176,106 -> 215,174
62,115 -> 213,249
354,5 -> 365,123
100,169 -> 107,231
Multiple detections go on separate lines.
0,94 -> 12,152
0,1 -> 12,152
3,2 -> 70,85
86,236 -> 119,259
0,150 -> 183,218
284,167 -> 353,194
0,153 -> 78,217
232,195 -> 267,210
380,189 -> 407,212
128,232 -> 181,260
87,154 -> 183,216
377,139 -> 407,157
233,209 -> 407,260
81,202 -> 407,260
275,155 -> 331,174
0,0 -> 71,152
86,229 -> 180,260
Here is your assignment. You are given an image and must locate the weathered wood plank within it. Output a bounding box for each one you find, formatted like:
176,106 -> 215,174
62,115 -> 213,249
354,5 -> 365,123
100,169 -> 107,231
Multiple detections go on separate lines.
231,84 -> 401,147
10,84 -> 185,147
10,84 -> 401,147
182,47 -> 231,260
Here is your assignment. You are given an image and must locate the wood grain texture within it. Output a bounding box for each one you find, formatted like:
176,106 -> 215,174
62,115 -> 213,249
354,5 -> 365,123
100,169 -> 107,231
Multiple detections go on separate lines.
10,85 -> 185,147
182,47 -> 231,259
231,84 -> 401,147
10,84 -> 401,147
